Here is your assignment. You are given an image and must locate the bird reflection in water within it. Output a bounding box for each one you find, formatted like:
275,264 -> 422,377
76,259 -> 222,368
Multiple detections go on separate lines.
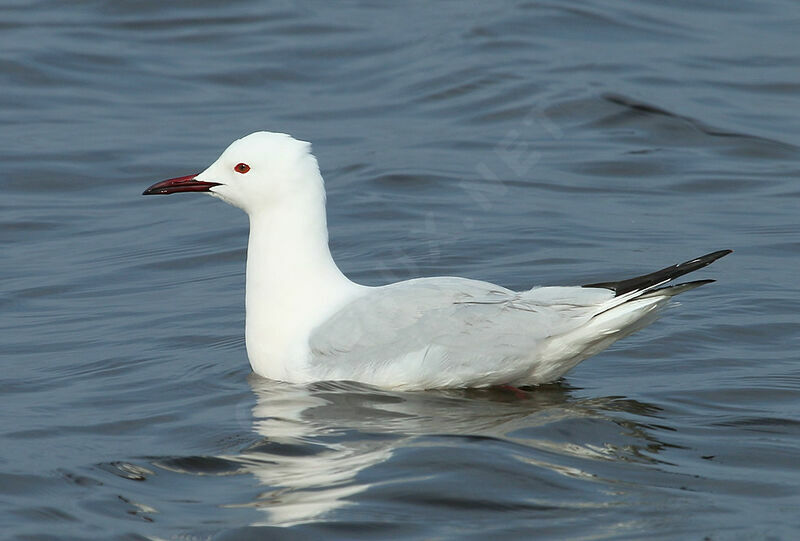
206,376 -> 670,527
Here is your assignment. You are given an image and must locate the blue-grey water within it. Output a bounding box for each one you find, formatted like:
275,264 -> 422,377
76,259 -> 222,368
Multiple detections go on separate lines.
2,1 -> 799,539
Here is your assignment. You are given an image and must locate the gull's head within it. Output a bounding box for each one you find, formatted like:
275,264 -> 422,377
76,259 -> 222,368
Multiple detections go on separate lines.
143,131 -> 322,214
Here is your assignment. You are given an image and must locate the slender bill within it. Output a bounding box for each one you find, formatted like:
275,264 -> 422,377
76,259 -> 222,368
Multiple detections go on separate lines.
142,175 -> 220,195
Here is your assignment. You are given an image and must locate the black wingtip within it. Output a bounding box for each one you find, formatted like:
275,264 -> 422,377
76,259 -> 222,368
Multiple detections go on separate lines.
583,249 -> 732,297
643,278 -> 716,297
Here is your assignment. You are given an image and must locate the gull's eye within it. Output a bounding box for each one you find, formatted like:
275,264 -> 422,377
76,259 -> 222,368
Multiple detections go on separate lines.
234,162 -> 250,174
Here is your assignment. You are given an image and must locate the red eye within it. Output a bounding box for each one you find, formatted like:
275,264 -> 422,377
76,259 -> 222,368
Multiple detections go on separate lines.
234,162 -> 250,174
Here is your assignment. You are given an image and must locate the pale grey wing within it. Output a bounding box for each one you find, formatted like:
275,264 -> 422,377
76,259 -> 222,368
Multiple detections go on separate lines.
309,277 -> 518,359
307,277 -> 616,388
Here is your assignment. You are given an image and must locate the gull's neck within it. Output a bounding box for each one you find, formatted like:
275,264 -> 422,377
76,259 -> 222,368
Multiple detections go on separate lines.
244,179 -> 360,381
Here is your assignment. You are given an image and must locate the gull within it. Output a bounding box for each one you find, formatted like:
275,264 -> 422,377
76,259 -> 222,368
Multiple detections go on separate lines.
143,131 -> 730,390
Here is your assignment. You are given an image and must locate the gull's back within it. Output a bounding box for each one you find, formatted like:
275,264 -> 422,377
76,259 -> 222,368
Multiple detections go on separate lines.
307,277 -> 630,389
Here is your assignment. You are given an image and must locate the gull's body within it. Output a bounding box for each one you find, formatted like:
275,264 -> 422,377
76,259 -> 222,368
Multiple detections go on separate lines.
144,131 -> 730,390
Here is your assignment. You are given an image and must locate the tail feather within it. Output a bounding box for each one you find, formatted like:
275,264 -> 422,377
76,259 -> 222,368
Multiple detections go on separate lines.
524,251 -> 730,385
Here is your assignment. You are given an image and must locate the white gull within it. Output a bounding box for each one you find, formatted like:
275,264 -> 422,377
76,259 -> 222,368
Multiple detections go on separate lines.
143,131 -> 730,390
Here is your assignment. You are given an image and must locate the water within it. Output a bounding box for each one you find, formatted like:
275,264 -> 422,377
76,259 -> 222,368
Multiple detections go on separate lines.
2,1 -> 799,539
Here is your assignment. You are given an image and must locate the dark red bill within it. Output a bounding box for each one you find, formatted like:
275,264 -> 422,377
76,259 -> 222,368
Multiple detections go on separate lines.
142,174 -> 221,195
